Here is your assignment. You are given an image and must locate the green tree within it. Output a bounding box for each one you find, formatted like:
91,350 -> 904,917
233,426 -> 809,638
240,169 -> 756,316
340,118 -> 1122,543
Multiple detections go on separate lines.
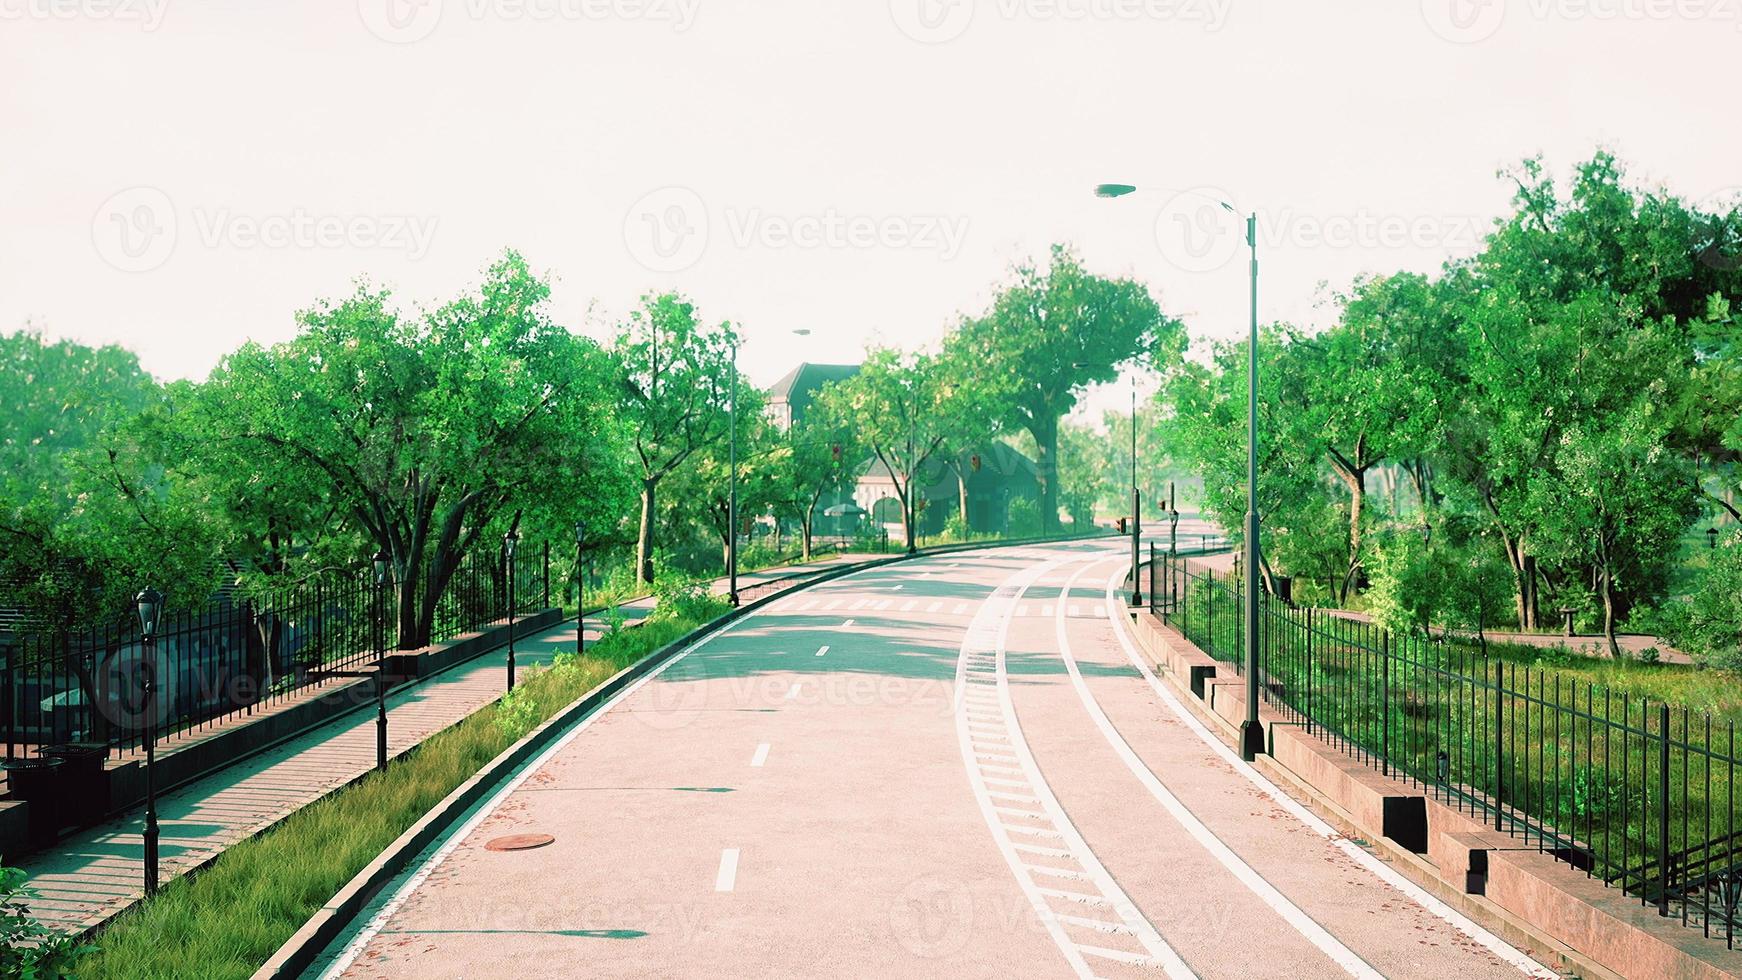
613,293 -> 742,584
200,252 -> 627,647
954,245 -> 1182,532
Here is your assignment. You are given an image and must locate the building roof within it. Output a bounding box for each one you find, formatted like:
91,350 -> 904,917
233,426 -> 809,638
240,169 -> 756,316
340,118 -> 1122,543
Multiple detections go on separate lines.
767,362 -> 859,423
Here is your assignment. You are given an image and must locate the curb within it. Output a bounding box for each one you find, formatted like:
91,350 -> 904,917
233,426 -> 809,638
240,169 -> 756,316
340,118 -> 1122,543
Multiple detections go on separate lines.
249,536 -> 1102,977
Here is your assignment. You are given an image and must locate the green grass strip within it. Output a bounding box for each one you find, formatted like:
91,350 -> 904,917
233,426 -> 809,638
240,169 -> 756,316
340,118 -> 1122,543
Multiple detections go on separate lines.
73,606 -> 724,980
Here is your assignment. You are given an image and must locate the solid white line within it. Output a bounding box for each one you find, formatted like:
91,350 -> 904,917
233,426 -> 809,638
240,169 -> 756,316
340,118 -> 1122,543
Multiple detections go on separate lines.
952,554 -> 1194,980
1094,568 -> 1556,978
750,743 -> 770,767
1050,560 -> 1379,979
715,849 -> 740,891
814,645 -> 829,657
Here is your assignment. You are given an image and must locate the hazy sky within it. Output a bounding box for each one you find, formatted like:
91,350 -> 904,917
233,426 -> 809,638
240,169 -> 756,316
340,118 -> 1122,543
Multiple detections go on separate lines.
3,0 -> 1737,419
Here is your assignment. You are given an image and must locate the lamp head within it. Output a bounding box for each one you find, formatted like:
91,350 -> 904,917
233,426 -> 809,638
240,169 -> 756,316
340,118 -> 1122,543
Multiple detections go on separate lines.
574,520 -> 586,544
135,587 -> 164,638
373,548 -> 391,584
503,529 -> 520,558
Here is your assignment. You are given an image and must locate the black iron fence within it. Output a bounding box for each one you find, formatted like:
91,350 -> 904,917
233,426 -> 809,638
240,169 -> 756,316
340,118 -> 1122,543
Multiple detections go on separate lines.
1148,548 -> 1742,949
2,541 -> 550,765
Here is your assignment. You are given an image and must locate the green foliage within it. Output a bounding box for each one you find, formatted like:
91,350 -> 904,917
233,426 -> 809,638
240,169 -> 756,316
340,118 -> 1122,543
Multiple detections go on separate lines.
952,244 -> 1184,532
1645,530 -> 1742,669
0,866 -> 89,978
1007,497 -> 1041,538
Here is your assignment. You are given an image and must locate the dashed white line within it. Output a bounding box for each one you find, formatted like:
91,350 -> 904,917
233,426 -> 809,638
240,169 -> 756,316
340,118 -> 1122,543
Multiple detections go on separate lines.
814,645 -> 829,657
715,849 -> 740,892
750,743 -> 770,767
785,682 -> 802,701
841,619 -> 855,628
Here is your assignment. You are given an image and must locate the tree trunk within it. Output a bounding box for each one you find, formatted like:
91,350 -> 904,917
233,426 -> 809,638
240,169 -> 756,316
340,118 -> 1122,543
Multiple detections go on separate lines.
637,478 -> 658,584
1599,555 -> 1620,657
800,507 -> 814,562
1031,414 -> 1060,534
955,463 -> 970,529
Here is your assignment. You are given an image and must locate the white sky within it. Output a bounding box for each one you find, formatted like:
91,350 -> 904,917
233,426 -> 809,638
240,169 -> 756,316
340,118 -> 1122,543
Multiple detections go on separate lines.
4,0 -> 1738,422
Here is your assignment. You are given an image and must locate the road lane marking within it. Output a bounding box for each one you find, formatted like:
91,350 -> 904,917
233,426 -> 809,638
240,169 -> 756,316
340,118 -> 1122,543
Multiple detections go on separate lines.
1051,560 -> 1378,979
715,849 -> 740,891
952,603 -> 968,614
841,619 -> 855,628
928,601 -> 943,613
750,743 -> 769,767
825,598 -> 845,610
952,554 -> 1194,980
1041,604 -> 1054,616
785,683 -> 802,701
875,599 -> 893,609
1093,569 -> 1555,978
814,645 -> 829,657
322,608 -> 762,978
892,584 -> 903,591
901,600 -> 918,612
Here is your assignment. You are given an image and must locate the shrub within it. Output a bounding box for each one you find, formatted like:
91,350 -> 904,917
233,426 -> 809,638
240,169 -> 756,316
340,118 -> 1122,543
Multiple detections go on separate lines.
1,866 -> 89,978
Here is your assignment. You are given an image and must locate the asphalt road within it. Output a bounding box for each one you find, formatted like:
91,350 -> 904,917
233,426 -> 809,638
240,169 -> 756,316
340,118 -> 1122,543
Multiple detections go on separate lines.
317,536 -> 1555,979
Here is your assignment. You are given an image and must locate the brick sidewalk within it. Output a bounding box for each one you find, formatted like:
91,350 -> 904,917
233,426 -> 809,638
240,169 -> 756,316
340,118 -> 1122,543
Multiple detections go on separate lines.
15,554 -> 867,935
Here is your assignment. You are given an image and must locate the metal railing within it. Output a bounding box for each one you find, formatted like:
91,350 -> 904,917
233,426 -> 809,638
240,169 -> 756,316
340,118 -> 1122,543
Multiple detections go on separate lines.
1148,549 -> 1742,948
2,541 -> 551,765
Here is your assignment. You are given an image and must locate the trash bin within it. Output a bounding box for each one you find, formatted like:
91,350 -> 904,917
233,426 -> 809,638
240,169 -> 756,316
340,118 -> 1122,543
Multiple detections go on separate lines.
39,742 -> 109,828
2,756 -> 66,847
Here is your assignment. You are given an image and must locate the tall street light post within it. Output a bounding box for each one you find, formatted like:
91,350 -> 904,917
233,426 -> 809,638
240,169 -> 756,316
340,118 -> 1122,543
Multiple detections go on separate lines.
728,337 -> 740,606
1095,182 -> 1265,760
504,529 -> 519,690
373,549 -> 390,772
134,587 -> 163,895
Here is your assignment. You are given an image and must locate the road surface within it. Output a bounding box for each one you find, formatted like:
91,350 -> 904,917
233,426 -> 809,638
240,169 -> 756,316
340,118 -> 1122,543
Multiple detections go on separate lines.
315,536 -> 1554,979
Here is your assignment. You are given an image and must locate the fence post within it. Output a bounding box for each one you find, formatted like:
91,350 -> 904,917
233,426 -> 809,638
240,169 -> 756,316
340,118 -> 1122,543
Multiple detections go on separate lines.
1659,701 -> 1672,916
1305,608 -> 1313,736
1382,630 -> 1391,777
1148,543 -> 1156,616
1494,659 -> 1506,832
543,541 -> 551,609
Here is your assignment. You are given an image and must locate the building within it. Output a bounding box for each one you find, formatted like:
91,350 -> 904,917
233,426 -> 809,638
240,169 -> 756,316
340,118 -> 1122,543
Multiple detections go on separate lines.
765,362 -> 860,432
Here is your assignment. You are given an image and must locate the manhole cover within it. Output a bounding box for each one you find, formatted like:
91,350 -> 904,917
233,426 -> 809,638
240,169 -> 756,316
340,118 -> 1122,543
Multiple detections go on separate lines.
484,833 -> 555,852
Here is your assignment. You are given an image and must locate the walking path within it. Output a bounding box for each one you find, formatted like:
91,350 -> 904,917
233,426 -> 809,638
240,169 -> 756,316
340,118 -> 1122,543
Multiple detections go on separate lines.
13,554 -> 868,935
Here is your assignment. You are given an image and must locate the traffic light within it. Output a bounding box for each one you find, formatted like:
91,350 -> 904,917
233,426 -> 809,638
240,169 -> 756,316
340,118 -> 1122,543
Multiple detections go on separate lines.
1116,517 -> 1128,534
831,443 -> 842,463
970,453 -> 982,472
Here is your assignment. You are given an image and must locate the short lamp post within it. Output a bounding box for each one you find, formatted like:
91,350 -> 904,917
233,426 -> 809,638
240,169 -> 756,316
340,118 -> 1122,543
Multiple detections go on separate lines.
504,530 -> 520,691
373,549 -> 391,772
729,339 -> 741,606
575,520 -> 586,654
134,587 -> 163,896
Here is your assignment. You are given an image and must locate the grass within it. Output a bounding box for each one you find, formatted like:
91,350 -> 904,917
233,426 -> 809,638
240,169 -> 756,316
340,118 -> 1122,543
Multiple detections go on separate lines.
1168,569 -> 1742,900
70,601 -> 728,980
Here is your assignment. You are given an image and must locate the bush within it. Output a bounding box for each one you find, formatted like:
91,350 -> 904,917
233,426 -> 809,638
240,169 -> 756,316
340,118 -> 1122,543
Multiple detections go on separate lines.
1,866 -> 89,978
1643,529 -> 1742,669
1007,498 -> 1041,538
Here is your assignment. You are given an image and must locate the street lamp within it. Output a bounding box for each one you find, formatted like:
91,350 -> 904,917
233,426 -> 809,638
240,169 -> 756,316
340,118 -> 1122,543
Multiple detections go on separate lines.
574,520 -> 586,653
728,337 -> 740,606
503,530 -> 520,690
134,587 -> 163,896
373,549 -> 391,772
1096,181 -> 1265,761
